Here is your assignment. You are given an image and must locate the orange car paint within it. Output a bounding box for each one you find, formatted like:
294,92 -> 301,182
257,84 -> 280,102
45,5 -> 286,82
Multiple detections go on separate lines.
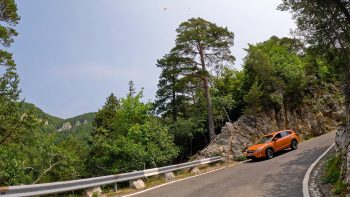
244,130 -> 300,159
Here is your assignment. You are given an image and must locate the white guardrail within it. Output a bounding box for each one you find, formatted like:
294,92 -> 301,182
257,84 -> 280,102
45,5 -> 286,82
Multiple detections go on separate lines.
0,156 -> 223,197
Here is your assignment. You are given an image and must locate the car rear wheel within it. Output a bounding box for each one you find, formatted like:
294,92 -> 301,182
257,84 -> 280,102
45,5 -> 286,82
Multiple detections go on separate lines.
291,140 -> 298,150
266,148 -> 274,159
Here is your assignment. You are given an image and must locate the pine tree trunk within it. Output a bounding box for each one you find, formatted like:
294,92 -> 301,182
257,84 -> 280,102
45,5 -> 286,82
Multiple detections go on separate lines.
172,84 -> 177,122
199,46 -> 216,141
344,48 -> 350,144
345,82 -> 350,138
203,76 -> 216,141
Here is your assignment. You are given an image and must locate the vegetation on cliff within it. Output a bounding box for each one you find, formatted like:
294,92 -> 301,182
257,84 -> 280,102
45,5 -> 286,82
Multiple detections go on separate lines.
279,0 -> 350,193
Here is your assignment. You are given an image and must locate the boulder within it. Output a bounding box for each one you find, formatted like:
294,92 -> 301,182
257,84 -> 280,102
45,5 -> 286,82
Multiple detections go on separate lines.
190,167 -> 200,175
85,186 -> 102,197
163,172 -> 175,182
130,179 -> 145,190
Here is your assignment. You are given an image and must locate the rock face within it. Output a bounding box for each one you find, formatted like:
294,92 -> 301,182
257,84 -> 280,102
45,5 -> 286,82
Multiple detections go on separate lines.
335,126 -> 350,188
58,122 -> 72,131
75,120 -> 81,127
200,88 -> 342,160
57,119 -> 90,132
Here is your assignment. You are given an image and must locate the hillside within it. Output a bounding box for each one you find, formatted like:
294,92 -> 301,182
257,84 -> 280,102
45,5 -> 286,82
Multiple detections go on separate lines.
199,82 -> 343,159
19,102 -> 63,128
19,102 -> 96,133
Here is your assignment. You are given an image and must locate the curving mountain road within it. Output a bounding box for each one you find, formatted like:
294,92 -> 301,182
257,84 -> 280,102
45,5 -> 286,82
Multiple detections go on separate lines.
131,131 -> 335,197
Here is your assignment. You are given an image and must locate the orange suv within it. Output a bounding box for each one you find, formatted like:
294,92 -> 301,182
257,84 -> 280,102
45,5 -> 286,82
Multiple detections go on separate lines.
244,130 -> 300,160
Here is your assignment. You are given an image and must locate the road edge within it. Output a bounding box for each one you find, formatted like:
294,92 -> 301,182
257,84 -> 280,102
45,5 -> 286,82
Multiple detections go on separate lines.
122,160 -> 249,197
302,143 -> 335,197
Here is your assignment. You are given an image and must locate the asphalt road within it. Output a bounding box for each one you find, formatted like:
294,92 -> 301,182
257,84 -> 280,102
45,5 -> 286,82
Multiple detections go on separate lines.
133,131 -> 335,197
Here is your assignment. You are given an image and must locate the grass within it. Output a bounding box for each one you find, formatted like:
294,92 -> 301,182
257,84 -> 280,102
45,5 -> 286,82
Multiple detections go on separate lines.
321,154 -> 347,196
104,161 -> 233,196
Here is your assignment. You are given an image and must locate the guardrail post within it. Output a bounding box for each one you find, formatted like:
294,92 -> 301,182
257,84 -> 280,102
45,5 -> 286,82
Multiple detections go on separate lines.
114,183 -> 118,192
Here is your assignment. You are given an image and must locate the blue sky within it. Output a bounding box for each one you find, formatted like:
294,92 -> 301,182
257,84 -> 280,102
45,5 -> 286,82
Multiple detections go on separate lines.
12,0 -> 295,118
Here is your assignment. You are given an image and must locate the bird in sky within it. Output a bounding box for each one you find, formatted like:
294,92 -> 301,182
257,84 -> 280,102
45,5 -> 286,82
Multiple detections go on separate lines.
163,7 -> 167,11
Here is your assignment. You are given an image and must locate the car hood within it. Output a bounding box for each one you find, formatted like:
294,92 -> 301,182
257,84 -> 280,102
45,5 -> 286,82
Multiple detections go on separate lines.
247,144 -> 266,150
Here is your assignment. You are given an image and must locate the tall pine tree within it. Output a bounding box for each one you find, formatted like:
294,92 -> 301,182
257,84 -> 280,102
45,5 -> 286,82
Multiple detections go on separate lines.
173,17 -> 235,141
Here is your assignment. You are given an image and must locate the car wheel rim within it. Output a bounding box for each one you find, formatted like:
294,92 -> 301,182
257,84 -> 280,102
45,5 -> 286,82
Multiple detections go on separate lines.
293,141 -> 298,149
267,150 -> 273,158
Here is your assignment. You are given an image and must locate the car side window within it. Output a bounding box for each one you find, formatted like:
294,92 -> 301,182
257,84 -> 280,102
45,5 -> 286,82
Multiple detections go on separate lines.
280,131 -> 289,137
274,133 -> 282,140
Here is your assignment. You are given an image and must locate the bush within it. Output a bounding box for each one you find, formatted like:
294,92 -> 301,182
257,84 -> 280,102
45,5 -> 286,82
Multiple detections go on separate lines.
321,155 -> 341,184
334,178 -> 347,195
321,154 -> 347,195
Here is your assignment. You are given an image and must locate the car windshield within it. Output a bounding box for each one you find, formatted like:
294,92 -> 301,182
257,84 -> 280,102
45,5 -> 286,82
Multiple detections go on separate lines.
258,135 -> 273,144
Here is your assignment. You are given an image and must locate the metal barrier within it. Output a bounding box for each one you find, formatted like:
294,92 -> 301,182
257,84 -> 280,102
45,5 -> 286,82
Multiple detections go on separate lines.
0,156 -> 223,197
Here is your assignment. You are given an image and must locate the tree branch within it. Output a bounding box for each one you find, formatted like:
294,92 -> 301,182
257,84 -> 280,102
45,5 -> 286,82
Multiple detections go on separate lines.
334,0 -> 350,25
32,158 -> 61,184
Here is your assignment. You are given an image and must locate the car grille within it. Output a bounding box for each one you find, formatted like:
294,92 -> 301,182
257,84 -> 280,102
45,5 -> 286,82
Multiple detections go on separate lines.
247,150 -> 254,153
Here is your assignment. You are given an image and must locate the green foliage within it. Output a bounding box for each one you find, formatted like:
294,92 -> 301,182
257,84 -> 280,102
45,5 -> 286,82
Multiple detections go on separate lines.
128,119 -> 179,167
212,67 -> 245,121
321,154 -> 347,195
19,102 -> 63,128
92,193 -> 98,197
168,117 -> 207,160
321,155 -> 342,184
243,81 -> 263,113
88,84 -> 178,175
174,17 -> 236,141
155,52 -> 190,122
242,36 -> 307,110
154,17 -> 236,142
334,178 -> 347,195
0,124 -> 86,185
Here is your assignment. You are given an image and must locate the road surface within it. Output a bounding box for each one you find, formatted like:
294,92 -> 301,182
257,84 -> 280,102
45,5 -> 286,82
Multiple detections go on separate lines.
133,131 -> 335,197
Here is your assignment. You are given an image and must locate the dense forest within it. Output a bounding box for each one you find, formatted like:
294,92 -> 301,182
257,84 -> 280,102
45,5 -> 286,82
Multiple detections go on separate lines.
0,0 -> 349,188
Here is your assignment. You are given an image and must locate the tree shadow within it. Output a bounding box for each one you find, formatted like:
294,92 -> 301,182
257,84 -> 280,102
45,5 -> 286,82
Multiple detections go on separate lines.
258,147 -> 328,197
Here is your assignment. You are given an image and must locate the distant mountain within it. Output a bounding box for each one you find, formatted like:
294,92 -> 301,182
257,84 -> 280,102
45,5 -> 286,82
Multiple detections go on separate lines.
19,102 -> 63,127
58,112 -> 96,132
19,102 -> 96,133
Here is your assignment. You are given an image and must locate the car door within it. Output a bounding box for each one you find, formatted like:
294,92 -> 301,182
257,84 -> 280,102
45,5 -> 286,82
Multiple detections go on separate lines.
273,132 -> 284,151
280,131 -> 292,149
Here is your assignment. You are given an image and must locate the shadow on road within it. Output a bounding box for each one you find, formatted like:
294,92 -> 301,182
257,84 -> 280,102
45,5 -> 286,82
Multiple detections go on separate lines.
259,147 -> 326,197
246,149 -> 293,163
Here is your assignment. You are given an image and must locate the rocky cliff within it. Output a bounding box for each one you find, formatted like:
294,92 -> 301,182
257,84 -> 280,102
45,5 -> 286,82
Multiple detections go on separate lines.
58,119 -> 90,131
200,84 -> 343,160
335,125 -> 350,188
